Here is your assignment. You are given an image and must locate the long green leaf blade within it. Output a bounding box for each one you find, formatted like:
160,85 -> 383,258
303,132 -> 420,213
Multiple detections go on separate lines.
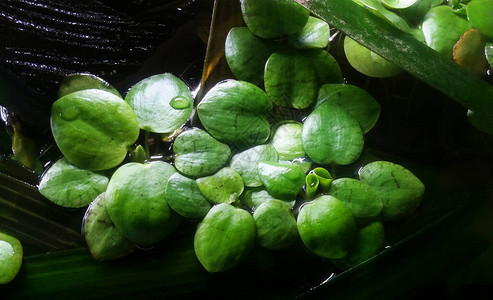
295,0 -> 493,116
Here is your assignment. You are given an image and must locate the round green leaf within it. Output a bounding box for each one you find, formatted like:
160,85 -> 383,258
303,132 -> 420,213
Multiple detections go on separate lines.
196,167 -> 244,205
344,36 -> 402,78
316,84 -> 381,134
194,203 -> 256,272
225,27 -> 275,86
83,193 -> 136,261
240,0 -> 310,38
422,5 -> 473,58
242,187 -> 296,210
288,16 -> 331,49
58,73 -> 121,98
51,89 -> 140,171
173,128 -> 231,178
0,232 -> 22,284
253,200 -> 298,250
302,101 -> 364,165
258,161 -> 306,200
165,173 -> 211,219
467,0 -> 493,39
124,73 -> 193,133
39,157 -> 109,208
105,161 -> 180,246
264,50 -> 317,109
332,221 -> 385,269
270,121 -> 305,161
230,144 -> 278,187
328,178 -> 383,219
359,161 -> 425,221
197,80 -> 272,145
303,49 -> 343,84
297,195 -> 356,259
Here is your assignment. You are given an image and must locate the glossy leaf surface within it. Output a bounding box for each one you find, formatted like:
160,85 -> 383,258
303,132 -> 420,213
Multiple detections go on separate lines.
297,195 -> 356,259
316,84 -> 381,134
105,162 -> 180,246
197,80 -> 272,145
225,27 -> 275,86
302,101 -> 364,165
194,203 -> 255,272
240,0 -> 309,38
359,161 -> 425,221
0,232 -> 23,284
125,73 -> 193,133
253,199 -> 298,250
229,144 -> 278,187
58,73 -> 121,98
50,89 -> 140,171
328,178 -> 383,219
165,173 -> 211,219
196,167 -> 244,205
258,161 -> 306,200
264,50 -> 317,109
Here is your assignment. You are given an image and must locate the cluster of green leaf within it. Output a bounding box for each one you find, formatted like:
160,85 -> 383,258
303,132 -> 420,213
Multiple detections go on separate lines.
347,0 -> 493,132
33,0 -> 427,275
349,0 -> 493,74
